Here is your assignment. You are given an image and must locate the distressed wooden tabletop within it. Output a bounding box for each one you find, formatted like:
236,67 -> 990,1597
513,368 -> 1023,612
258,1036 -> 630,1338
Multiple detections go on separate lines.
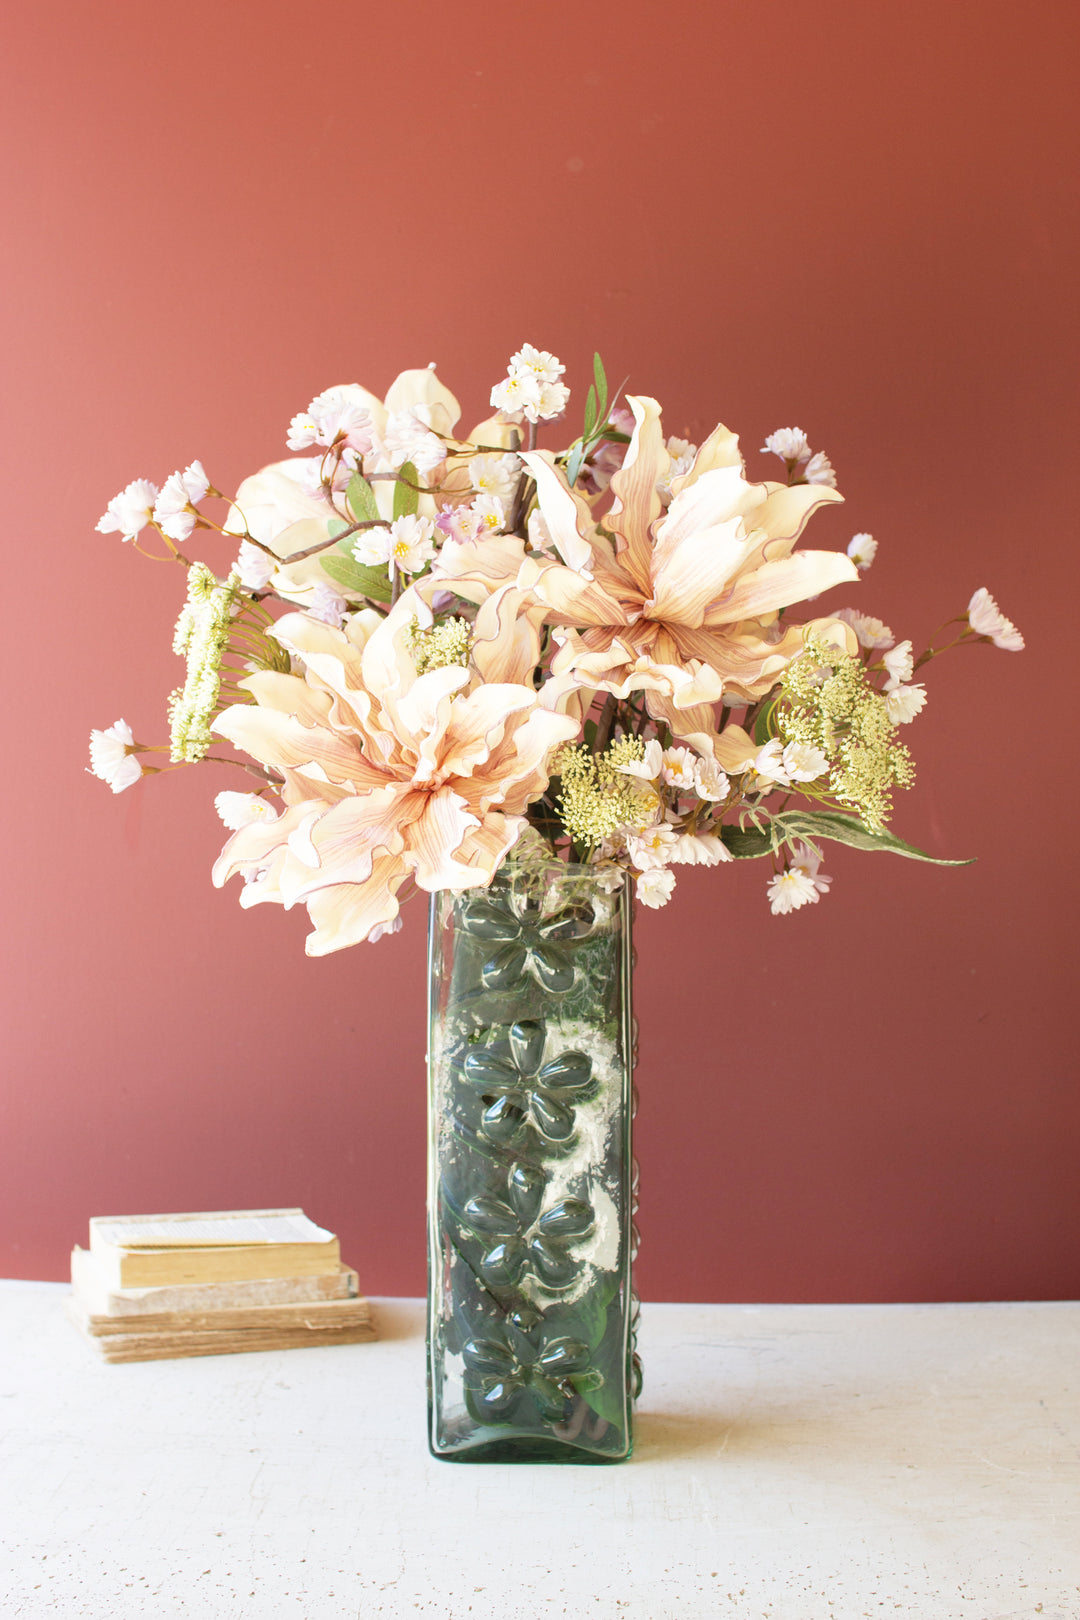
1,1284 -> 1077,1619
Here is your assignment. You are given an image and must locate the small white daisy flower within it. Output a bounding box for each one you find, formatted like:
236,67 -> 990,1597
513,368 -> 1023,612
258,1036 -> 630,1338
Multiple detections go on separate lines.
767,866 -> 820,915
88,720 -> 142,793
615,738 -> 664,781
357,514 -> 436,580
693,754 -> 730,802
761,427 -> 810,464
636,866 -> 677,908
469,452 -> 521,503
884,684 -> 928,725
625,823 -> 678,871
669,833 -> 733,866
660,746 -> 697,790
782,742 -> 829,782
881,639 -> 914,689
214,791 -> 278,831
803,450 -> 837,487
847,532 -> 877,570
95,479 -> 160,542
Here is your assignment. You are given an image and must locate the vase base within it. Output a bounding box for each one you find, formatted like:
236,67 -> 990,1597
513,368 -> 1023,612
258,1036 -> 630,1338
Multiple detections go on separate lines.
429,1433 -> 632,1465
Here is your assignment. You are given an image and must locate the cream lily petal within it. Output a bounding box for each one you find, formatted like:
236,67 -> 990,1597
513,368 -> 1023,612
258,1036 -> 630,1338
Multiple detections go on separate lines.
213,705 -> 389,790
211,800 -> 319,888
740,481 -> 845,560
286,811 -> 323,870
394,665 -> 472,782
647,511 -> 756,628
268,612 -> 375,730
358,589 -> 429,712
224,462 -> 334,545
435,684 -> 537,784
519,452 -> 596,577
669,422 -> 742,497
469,584 -> 544,686
710,724 -> 760,773
429,533 -> 527,604
404,788 -> 484,890
703,550 -> 859,626
453,814 -> 526,880
302,853 -> 405,956
223,464 -> 345,604
276,787 -> 411,907
383,367 -> 461,438
239,671 -> 333,729
489,707 -> 580,814
465,413 -> 522,451
518,554 -> 635,628
603,396 -> 666,593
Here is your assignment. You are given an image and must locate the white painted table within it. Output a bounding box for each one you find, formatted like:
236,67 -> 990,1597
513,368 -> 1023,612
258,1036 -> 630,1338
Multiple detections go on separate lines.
1,1284 -> 1077,1620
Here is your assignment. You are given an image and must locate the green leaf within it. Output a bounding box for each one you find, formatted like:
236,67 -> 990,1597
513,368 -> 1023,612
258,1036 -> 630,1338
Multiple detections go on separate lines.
582,384 -> 597,443
393,461 -> 419,519
593,352 -> 608,419
564,444 -> 585,487
753,701 -> 776,746
327,517 -> 349,539
773,811 -> 973,865
720,824 -> 779,860
319,553 -> 392,603
346,473 -> 380,525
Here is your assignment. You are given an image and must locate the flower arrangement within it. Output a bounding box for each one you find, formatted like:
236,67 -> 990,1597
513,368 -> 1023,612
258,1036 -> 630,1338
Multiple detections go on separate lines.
90,346 -> 1023,952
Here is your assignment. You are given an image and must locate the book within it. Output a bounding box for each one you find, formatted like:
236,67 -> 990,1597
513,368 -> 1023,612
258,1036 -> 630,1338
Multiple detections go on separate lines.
87,1208 -> 340,1288
68,1210 -> 377,1362
70,1294 -> 374,1337
66,1301 -> 377,1363
70,1247 -> 361,1317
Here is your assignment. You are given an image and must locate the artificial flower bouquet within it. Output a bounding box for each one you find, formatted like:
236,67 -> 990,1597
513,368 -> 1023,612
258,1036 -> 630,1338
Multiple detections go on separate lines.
90,345 -> 1023,951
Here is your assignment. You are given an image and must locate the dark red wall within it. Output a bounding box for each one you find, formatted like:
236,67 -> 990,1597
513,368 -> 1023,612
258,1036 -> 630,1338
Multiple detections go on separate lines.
2,0 -> 1076,1300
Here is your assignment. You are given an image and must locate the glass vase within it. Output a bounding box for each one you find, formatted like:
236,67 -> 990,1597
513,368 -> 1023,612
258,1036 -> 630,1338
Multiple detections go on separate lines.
426,852 -> 640,1462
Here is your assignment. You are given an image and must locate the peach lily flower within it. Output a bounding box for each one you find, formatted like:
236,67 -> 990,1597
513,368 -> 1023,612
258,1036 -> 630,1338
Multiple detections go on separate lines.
517,396 -> 858,767
210,586 -> 579,954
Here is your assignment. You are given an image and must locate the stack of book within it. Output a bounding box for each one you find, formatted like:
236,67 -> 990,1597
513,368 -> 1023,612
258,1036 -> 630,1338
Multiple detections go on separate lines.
68,1208 -> 375,1362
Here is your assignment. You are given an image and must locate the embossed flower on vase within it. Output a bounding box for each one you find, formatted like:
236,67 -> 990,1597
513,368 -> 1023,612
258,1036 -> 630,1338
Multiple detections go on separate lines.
462,1019 -> 596,1144
464,1163 -> 595,1291
456,882 -> 598,992
462,1310 -> 602,1421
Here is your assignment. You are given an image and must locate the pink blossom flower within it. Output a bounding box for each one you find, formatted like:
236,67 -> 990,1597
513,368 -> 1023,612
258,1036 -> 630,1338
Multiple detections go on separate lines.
95,479 -> 159,542
153,461 -> 210,543
832,607 -> 896,650
803,450 -> 837,487
967,587 -> 1024,651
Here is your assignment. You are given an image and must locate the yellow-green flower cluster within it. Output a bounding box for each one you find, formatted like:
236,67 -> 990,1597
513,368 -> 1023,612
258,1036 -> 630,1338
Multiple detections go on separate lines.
408,615 -> 472,675
169,565 -> 294,764
775,633 -> 914,831
553,736 -> 653,849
